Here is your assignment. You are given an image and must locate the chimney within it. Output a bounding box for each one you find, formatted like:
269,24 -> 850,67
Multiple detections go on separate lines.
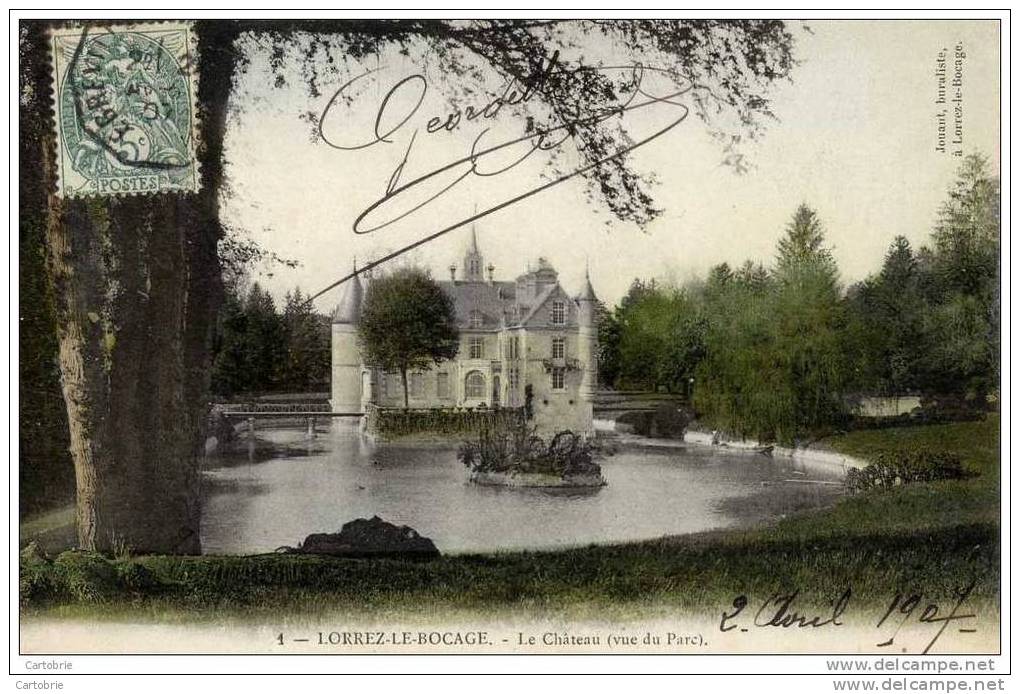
449,264 -> 457,282
487,263 -> 495,284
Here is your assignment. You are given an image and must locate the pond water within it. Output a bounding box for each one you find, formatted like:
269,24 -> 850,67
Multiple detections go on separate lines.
200,423 -> 844,555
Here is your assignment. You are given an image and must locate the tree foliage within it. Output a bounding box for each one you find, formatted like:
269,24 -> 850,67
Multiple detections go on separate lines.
282,288 -> 331,392
601,156 -> 999,442
210,281 -> 329,396
358,268 -> 459,407
244,20 -> 798,231
844,155 -> 1000,405
844,237 -> 927,396
602,280 -> 705,392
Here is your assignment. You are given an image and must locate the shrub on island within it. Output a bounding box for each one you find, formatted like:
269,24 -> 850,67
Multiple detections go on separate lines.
458,420 -> 605,488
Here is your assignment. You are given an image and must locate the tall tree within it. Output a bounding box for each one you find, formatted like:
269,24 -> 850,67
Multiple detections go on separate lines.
917,155 -> 1000,404
594,299 -> 621,389
358,269 -> 459,408
282,287 -> 330,392
844,236 -> 926,397
242,284 -> 287,392
929,154 -> 1000,299
695,205 -> 848,442
612,282 -> 705,392
21,20 -> 798,553
776,204 -> 838,283
694,265 -> 783,440
19,159 -> 74,516
209,275 -> 250,397
20,21 -> 240,553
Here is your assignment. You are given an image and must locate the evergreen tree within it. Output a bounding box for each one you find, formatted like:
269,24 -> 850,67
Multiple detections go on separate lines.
210,278 -> 250,397
917,155 -> 1000,404
929,154 -> 1000,299
776,204 -> 839,290
282,288 -> 330,392
243,283 -> 287,393
844,236 -> 926,397
595,300 -> 621,389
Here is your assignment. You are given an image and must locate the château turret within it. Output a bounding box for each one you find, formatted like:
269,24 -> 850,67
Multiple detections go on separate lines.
330,266 -> 364,414
576,267 -> 599,415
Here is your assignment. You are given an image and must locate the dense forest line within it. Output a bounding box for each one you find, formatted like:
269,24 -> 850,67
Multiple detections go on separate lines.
598,155 -> 999,442
209,282 -> 331,397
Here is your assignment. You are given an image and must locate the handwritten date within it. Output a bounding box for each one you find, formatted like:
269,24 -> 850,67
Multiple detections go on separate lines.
720,581 -> 977,654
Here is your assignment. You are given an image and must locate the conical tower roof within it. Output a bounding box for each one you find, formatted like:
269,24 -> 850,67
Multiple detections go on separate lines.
331,266 -> 364,324
468,225 -> 480,254
578,266 -> 597,301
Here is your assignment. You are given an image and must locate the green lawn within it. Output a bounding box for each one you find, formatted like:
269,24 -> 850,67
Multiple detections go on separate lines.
21,416 -> 1000,622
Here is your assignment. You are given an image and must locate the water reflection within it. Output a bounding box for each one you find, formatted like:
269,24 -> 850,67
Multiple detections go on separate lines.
200,422 -> 843,555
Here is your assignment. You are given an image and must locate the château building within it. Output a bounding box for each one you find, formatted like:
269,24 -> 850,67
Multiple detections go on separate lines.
330,227 -> 599,436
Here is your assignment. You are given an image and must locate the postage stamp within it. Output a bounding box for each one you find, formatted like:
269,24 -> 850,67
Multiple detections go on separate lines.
48,22 -> 199,198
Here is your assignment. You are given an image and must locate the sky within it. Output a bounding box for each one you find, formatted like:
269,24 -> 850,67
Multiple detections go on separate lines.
219,20 -> 1000,311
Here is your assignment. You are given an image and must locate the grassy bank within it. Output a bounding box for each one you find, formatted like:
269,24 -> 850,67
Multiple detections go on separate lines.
21,416 -> 1000,622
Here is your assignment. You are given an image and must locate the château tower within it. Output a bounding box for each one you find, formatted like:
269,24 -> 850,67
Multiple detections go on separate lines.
575,267 -> 599,436
330,267 -> 364,414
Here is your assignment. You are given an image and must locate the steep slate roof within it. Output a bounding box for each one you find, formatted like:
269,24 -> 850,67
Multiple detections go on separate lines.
438,278 -> 579,330
518,284 -> 559,325
437,280 -> 517,329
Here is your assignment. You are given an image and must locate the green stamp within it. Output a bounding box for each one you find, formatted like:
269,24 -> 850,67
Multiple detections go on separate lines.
50,22 -> 199,197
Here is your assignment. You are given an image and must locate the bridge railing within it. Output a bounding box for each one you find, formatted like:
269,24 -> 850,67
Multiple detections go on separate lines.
214,402 -> 332,415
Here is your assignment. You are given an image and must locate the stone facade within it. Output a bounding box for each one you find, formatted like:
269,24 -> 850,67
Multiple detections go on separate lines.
330,227 -> 598,437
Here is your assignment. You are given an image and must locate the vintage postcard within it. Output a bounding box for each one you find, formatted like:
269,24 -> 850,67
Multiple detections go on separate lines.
14,12 -> 1008,682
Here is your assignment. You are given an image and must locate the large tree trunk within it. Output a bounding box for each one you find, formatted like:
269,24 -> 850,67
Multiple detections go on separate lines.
22,21 -> 238,554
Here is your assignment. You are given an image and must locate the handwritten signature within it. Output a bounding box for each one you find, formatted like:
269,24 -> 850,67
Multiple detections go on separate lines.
719,581 -> 979,654
310,52 -> 694,301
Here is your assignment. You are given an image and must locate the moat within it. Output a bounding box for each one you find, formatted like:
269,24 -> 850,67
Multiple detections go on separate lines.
200,423 -> 844,555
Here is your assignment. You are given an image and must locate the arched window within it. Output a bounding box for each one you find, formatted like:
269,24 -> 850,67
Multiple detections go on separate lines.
465,371 -> 486,399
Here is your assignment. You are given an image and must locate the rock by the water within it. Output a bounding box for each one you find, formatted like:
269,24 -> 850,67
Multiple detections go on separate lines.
297,516 -> 439,559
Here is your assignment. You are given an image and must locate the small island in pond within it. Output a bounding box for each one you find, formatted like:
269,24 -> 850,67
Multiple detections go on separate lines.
458,420 -> 606,488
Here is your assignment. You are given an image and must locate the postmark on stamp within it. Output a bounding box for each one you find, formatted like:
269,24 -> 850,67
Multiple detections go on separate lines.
49,22 -> 200,197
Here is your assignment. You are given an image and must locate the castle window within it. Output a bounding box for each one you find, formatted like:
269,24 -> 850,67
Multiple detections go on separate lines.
465,371 -> 486,399
410,372 -> 424,398
506,335 -> 519,359
508,367 -> 519,404
437,372 -> 450,398
551,300 -> 566,325
551,336 -> 565,359
551,367 -> 566,390
469,337 -> 484,359
469,310 -> 483,328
